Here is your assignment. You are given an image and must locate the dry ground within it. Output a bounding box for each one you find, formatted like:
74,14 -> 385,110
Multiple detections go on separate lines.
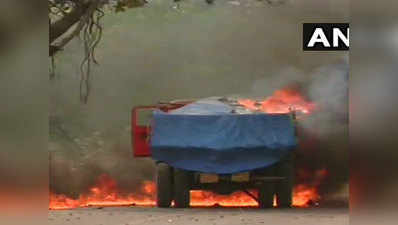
48,207 -> 348,225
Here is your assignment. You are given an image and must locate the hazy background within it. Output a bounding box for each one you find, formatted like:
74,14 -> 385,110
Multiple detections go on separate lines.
0,1 -> 47,225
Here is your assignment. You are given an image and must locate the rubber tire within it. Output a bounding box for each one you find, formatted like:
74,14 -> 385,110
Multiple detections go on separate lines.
173,168 -> 191,208
258,183 -> 275,208
275,153 -> 294,208
258,167 -> 275,208
156,163 -> 173,208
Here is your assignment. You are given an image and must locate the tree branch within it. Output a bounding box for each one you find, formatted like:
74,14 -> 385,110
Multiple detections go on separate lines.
50,19 -> 86,57
49,2 -> 90,44
49,1 -> 101,56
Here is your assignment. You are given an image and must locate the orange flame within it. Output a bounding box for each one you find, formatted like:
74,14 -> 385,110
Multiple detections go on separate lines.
49,173 -> 323,210
238,88 -> 316,114
49,174 -> 155,210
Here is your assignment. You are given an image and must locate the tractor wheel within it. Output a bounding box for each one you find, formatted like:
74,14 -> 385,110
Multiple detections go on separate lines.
173,168 -> 191,208
258,183 -> 275,208
275,153 -> 294,208
156,162 -> 173,208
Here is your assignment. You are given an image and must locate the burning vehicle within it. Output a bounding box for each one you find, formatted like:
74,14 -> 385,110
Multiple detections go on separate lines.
132,96 -> 302,208
49,88 -> 328,210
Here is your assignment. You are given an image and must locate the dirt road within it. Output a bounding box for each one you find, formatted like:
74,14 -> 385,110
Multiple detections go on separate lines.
48,207 -> 348,225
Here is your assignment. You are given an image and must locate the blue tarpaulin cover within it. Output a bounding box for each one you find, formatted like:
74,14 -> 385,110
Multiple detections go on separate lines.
150,99 -> 297,174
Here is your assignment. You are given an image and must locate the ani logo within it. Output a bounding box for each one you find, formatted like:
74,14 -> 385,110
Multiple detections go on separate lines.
303,23 -> 349,51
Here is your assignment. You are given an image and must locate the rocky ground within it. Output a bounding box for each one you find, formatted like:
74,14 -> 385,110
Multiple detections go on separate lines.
48,207 -> 348,225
